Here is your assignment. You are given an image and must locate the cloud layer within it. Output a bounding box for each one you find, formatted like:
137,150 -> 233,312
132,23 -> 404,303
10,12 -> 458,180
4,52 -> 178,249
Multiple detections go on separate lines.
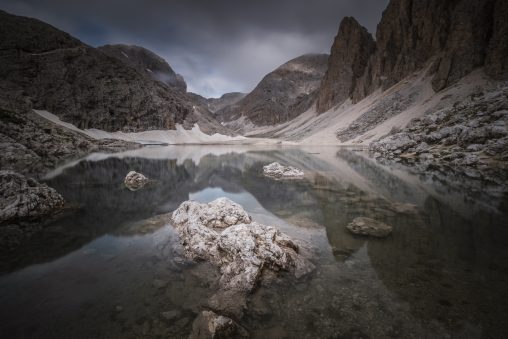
0,0 -> 388,97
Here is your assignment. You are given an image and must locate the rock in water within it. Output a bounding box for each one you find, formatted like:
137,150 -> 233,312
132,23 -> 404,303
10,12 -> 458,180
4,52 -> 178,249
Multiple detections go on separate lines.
171,198 -> 311,292
0,170 -> 64,222
189,310 -> 241,339
263,162 -> 304,179
346,217 -> 393,238
172,197 -> 251,229
124,171 -> 149,191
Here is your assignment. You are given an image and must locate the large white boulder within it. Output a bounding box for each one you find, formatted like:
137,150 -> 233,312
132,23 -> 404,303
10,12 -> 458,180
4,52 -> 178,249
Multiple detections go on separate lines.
171,198 -> 311,292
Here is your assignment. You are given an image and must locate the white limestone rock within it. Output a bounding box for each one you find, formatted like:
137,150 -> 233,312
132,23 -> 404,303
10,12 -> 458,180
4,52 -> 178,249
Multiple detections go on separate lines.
171,198 -> 311,292
263,162 -> 304,179
172,197 -> 251,229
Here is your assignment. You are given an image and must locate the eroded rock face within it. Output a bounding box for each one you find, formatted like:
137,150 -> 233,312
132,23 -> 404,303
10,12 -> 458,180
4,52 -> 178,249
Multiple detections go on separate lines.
0,170 -> 64,222
171,198 -> 309,292
263,162 -> 304,179
316,17 -> 375,113
346,217 -> 393,238
124,171 -> 149,191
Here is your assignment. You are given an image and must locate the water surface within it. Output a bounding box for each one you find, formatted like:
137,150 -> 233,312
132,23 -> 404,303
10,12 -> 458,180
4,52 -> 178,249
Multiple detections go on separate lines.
1,146 -> 507,338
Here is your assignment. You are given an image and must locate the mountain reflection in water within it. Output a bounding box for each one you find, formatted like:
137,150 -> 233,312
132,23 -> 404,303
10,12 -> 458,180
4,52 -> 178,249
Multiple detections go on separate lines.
0,146 -> 507,338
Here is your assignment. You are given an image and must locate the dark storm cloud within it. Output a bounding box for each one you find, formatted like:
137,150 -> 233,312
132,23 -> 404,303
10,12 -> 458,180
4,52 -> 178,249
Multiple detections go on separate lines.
0,0 -> 388,97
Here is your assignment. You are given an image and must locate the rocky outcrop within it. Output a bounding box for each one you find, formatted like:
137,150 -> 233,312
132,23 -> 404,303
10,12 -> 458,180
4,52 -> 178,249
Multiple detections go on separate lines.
263,162 -> 304,179
346,217 -> 393,238
216,54 -> 328,126
316,17 -> 375,113
370,83 -> 508,184
124,171 -> 149,191
0,171 -> 64,223
0,103 -> 139,177
0,9 -> 192,132
98,44 -> 187,91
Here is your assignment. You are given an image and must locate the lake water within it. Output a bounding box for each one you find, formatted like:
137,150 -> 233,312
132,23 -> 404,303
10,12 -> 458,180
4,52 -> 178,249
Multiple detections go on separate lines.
1,146 -> 507,338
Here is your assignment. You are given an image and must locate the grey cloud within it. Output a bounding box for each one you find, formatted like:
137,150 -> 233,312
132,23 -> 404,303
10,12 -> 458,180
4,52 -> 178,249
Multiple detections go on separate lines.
0,0 -> 389,97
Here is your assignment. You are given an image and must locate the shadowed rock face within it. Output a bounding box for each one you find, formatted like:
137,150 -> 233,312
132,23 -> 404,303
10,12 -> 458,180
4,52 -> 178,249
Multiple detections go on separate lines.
0,10 -> 192,132
216,54 -> 328,126
318,0 -> 508,112
352,0 -> 508,100
98,44 -> 187,92
316,17 -> 375,113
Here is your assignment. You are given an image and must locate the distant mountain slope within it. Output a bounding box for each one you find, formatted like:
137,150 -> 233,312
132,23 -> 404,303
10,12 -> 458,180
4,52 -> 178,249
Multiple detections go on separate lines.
0,9 -> 191,132
215,54 -> 328,129
98,44 -> 187,91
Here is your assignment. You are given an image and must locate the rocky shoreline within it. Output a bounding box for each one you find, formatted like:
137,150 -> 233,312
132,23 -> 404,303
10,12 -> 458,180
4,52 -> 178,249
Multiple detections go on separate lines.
370,83 -> 508,188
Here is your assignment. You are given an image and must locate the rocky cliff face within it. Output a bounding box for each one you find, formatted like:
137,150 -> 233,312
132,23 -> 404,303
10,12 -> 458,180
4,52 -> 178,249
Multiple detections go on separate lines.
98,44 -> 187,91
316,17 -> 375,113
216,54 -> 328,126
319,0 -> 508,110
0,10 -> 192,132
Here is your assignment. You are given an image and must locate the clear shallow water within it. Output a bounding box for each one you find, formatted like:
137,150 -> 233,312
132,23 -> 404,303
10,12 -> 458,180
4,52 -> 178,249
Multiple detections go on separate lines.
1,146 -> 507,338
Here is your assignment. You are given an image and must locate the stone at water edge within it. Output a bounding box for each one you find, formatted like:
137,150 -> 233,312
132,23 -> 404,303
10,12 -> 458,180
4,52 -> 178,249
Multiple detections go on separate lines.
263,162 -> 304,178
346,217 -> 393,238
189,310 -> 243,339
0,170 -> 65,222
124,171 -> 149,190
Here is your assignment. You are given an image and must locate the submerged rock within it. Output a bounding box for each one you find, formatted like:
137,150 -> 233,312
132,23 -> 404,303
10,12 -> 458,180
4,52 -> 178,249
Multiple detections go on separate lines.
124,171 -> 149,191
346,217 -> 393,238
0,170 -> 64,222
189,310 -> 242,339
263,162 -> 304,179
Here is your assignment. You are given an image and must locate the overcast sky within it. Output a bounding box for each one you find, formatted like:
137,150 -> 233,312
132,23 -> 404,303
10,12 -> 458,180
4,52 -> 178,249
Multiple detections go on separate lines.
1,0 -> 388,97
